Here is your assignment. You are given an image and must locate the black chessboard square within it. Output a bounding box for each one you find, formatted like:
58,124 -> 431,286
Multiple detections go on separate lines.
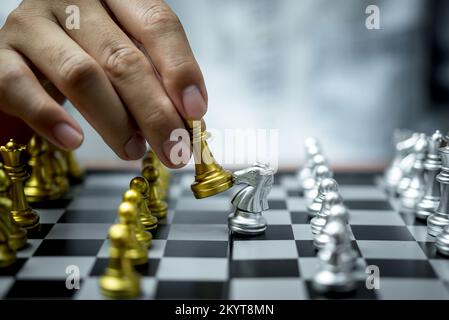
365,259 -> 437,278
290,211 -> 310,224
58,210 -> 116,223
31,198 -> 72,209
5,280 -> 79,299
296,241 -> 361,258
0,258 -> 27,276
345,200 -> 392,211
268,200 -> 287,210
172,211 -> 228,224
333,172 -> 378,186
230,259 -> 300,278
231,225 -> 294,241
78,187 -> 123,197
152,224 -> 170,240
305,280 -> 378,300
33,239 -> 104,256
287,190 -> 303,198
27,224 -> 54,239
351,225 -> 415,241
89,258 -> 160,277
164,240 -> 228,258
155,281 -> 225,299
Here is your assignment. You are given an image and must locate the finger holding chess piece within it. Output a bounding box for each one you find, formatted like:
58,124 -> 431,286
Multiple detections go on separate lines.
142,165 -> 168,219
129,177 -> 158,231
0,139 -> 40,229
122,189 -> 152,248
99,224 -> 141,299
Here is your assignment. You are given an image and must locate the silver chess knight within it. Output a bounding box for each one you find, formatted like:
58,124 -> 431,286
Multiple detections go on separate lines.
416,130 -> 446,220
228,163 -> 274,235
307,178 -> 339,218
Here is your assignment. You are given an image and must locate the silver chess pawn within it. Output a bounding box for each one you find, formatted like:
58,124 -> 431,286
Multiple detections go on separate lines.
307,178 -> 339,218
416,130 -> 445,220
297,138 -> 321,185
300,154 -> 328,193
312,216 -> 357,294
311,191 -> 343,235
436,225 -> 449,256
304,164 -> 333,202
400,133 -> 428,211
428,143 -> 449,237
228,163 -> 274,235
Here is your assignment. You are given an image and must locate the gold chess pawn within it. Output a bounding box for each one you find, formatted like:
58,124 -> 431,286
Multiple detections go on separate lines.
0,218 -> 16,267
129,177 -> 158,231
24,135 -> 61,202
142,165 -> 168,219
186,120 -> 234,199
0,139 -> 40,229
122,189 -> 152,248
0,163 -> 12,211
142,150 -> 169,199
44,143 -> 69,195
61,150 -> 85,184
117,201 -> 148,266
99,224 -> 141,299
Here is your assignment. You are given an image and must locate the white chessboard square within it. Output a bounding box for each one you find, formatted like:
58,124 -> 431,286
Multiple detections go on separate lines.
281,176 -> 300,190
287,198 -> 307,211
233,240 -> 298,260
429,260 -> 449,281
357,241 -> 427,260
230,278 -> 307,300
292,225 -> 314,240
157,258 -> 228,281
37,209 -> 66,224
349,210 -> 405,226
268,186 -> 287,200
46,223 -> 110,239
339,186 -> 387,200
68,196 -> 122,211
84,173 -> 135,188
377,279 -> 449,300
17,257 -> 96,279
263,210 -> 292,225
175,198 -> 232,212
407,226 -> 436,242
17,239 -> 43,258
167,224 -> 228,241
0,278 -> 14,299
298,257 -> 368,280
75,277 -> 157,300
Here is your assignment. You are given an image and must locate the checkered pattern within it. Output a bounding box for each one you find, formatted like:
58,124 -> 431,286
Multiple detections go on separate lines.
1,170 -> 449,300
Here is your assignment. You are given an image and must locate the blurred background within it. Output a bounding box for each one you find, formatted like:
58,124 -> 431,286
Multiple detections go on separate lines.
1,0 -> 449,169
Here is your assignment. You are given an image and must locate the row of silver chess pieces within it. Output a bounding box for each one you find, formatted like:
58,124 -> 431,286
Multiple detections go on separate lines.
382,129 -> 449,256
296,138 -> 360,294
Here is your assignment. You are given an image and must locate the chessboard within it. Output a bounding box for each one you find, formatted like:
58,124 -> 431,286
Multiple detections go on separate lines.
1,169 -> 449,300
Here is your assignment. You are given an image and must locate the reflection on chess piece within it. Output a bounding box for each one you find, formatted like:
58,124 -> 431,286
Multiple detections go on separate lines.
117,201 -> 148,266
24,136 -> 61,202
122,189 -> 152,248
61,150 -> 85,184
186,120 -> 234,199
44,143 -> 69,196
311,191 -> 343,235
143,150 -> 169,199
142,165 -> 168,219
0,217 -> 16,267
307,178 -> 339,218
0,163 -> 12,211
0,140 -> 40,229
129,177 -> 158,231
99,224 -> 141,299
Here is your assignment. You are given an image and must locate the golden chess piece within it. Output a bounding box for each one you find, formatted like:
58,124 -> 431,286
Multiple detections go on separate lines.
0,163 -> 12,211
99,224 -> 141,299
44,143 -> 69,195
129,177 -> 158,231
117,201 -> 148,266
122,189 -> 152,248
0,140 -> 40,230
24,136 -> 61,202
0,206 -> 27,251
61,150 -> 85,184
142,150 -> 169,199
186,120 -> 234,199
142,165 -> 168,219
0,218 -> 16,267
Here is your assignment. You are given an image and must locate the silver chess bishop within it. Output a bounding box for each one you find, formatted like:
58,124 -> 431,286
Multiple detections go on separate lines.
228,163 -> 274,235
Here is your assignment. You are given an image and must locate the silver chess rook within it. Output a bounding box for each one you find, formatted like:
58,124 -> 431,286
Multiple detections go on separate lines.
228,163 -> 274,235
427,142 -> 449,237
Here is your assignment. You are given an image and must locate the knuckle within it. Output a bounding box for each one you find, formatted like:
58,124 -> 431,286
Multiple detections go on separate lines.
4,9 -> 28,29
141,4 -> 182,35
58,55 -> 98,87
104,45 -> 146,80
0,66 -> 27,93
164,59 -> 198,81
142,102 -> 170,128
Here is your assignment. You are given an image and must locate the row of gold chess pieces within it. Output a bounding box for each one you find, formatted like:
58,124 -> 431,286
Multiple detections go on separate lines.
0,137 -> 85,267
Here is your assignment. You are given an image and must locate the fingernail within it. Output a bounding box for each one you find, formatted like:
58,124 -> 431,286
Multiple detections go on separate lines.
53,123 -> 83,149
182,85 -> 207,119
163,139 -> 191,167
125,133 -> 147,160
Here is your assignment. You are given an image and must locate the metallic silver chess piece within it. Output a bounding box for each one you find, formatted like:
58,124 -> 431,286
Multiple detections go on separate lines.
312,217 -> 357,294
311,191 -> 343,235
304,164 -> 333,202
228,163 -> 274,235
428,143 -> 449,237
416,130 -> 445,220
297,138 -> 321,186
384,132 -> 420,195
400,133 -> 428,211
436,225 -> 449,256
314,204 -> 351,254
300,153 -> 327,192
307,178 -> 339,218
